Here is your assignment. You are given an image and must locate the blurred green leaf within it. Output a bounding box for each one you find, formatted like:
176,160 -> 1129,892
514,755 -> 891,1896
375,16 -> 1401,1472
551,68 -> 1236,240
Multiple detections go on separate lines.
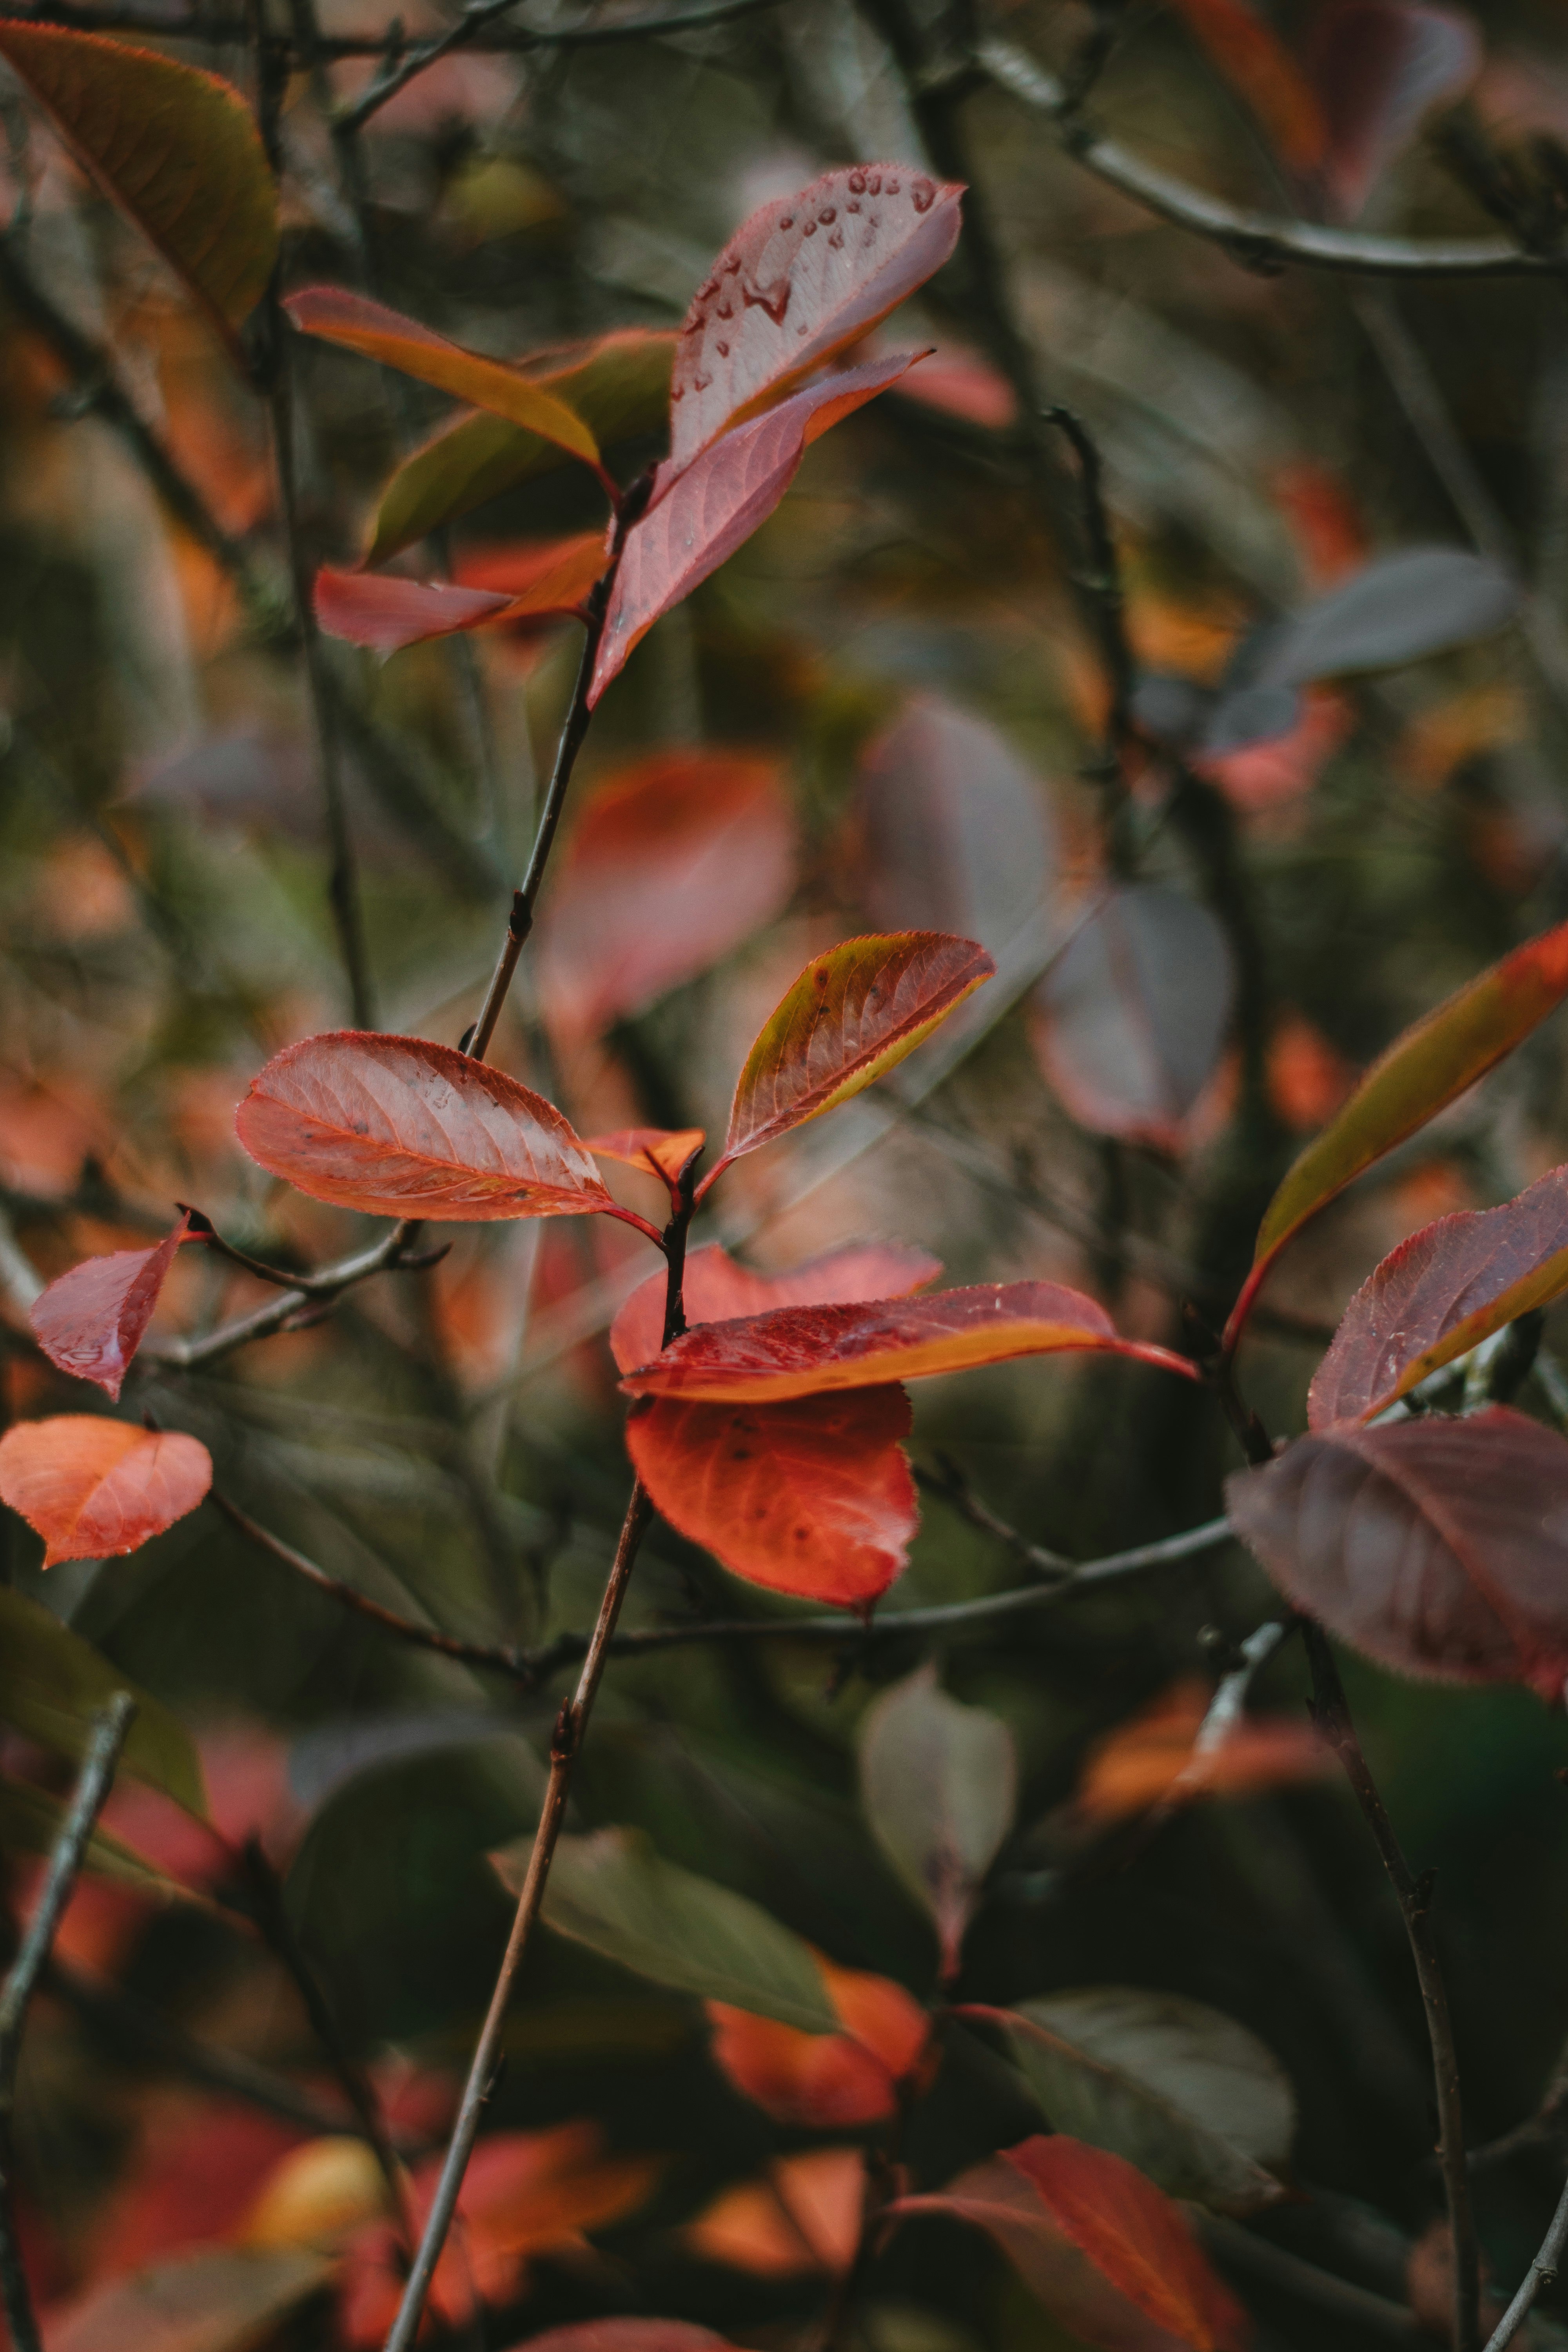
859,1662 -> 1016,1979
0,1587 -> 207,1817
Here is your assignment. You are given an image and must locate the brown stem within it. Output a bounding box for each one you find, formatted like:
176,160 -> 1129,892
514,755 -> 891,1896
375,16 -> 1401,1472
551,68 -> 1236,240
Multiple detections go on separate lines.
0,1695 -> 136,2352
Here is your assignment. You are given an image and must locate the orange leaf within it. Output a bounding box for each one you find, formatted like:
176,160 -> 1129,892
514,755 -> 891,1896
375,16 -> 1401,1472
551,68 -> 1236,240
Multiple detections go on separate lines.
0,1417 -> 211,1566
587,1129 -> 707,1190
1076,1682 -> 1331,1824
707,1956 -> 929,2127
625,1385 -> 917,1606
314,535 -> 606,655
686,2149 -> 866,2278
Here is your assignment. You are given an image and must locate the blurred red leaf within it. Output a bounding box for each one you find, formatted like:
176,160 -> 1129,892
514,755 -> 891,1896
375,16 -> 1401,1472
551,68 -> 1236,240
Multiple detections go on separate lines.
619,1283 -> 1197,1403
891,2134 -> 1250,2352
855,695 -> 1054,951
1306,2 -> 1481,219
708,1955 -> 929,2126
1309,1163 -> 1568,1425
30,1211 -> 192,1400
712,931 -> 993,1178
236,1032 -> 616,1222
86,2096 -> 306,2282
1227,1407 -> 1568,1697
625,1385 -> 916,1606
0,1417 -> 211,1566
685,2149 -> 865,2277
285,287 -> 602,470
1171,0 -> 1327,171
536,750 -> 796,1044
1265,1011 -> 1357,1133
667,163 -> 963,473
894,345 -> 1017,430
590,353 -> 924,704
512,2328 -> 740,2352
1075,1682 -> 1331,1824
1032,888 -> 1236,1152
609,1239 -> 942,1376
314,534 -> 605,654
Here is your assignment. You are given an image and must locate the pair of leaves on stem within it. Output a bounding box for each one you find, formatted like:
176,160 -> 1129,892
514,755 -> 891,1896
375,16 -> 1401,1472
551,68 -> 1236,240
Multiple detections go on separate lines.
295,164 -> 965,691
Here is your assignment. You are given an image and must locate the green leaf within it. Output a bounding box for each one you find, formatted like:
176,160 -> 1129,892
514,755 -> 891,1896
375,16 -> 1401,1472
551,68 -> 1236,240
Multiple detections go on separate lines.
45,2246 -> 330,2352
965,1989 -> 1294,2216
858,1664 -> 1016,1980
367,328 -> 676,562
1229,919 -> 1568,1345
519,1827 -> 839,2031
0,1770 -> 204,1903
0,24 -> 277,352
0,1588 -> 207,1817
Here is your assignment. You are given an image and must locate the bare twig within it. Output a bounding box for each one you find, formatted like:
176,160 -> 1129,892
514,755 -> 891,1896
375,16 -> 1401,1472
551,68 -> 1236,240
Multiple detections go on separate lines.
916,1456 -> 1072,1578
1202,2215 -> 1426,2344
0,1695 -> 136,2352
1483,2171 -> 1568,2350
145,1225 -> 429,1374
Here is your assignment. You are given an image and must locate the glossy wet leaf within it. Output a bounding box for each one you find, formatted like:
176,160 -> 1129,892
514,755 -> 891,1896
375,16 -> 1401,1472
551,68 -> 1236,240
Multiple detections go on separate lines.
964,1989 -> 1291,2216
620,1282 -> 1196,1403
1230,920 -> 1568,1343
0,1416 -> 212,1566
367,328 -> 676,563
285,288 -> 601,470
0,25 -> 277,348
856,694 -> 1055,951
44,2245 -> 330,2352
1171,0 -> 1326,170
30,1210 -> 192,1400
716,931 -> 993,1172
610,1240 -> 941,1376
709,1955 -> 929,2127
537,750 -> 796,1043
314,535 -> 605,654
891,2134 -> 1250,2352
1227,1406 -> 1568,1695
526,1828 -> 841,2031
667,162 -> 963,472
1032,888 -> 1236,1152
235,1031 -> 614,1221
1310,1163 -> 1568,1425
590,352 -> 924,704
0,1584 -> 206,1813
858,1664 -> 1016,1978
1307,1 -> 1481,218
1254,547 -> 1519,686
626,1385 -> 918,1606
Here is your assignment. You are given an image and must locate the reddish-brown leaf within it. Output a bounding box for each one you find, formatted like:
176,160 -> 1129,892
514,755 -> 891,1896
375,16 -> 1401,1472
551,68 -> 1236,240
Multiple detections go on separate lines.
588,1129 -> 707,1190
624,1385 -> 917,1606
30,1212 -> 192,1401
1075,1682 -> 1331,1824
452,534 -> 609,602
1032,888 -> 1236,1153
1171,0 -> 1327,171
0,25 -> 278,351
1227,1408 -> 1568,1697
513,2328 -> 739,2352
1306,2 -> 1480,219
314,535 -> 605,654
1228,919 -> 1568,1348
667,164 -> 963,473
1309,1163 -> 1568,1426
610,1239 -> 942,1376
620,1283 -> 1198,1403
708,1955 -> 929,2128
235,1032 -> 614,1222
284,288 -> 601,470
685,2149 -> 864,2278
536,750 -> 796,1043
891,2135 -> 1250,2352
589,353 -> 923,705
713,932 -> 994,1178
0,1417 -> 212,1567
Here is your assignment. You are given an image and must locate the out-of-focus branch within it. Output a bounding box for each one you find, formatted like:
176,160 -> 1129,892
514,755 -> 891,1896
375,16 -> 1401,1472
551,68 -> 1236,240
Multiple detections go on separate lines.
0,1695 -> 136,2352
1202,2216 -> 1426,2344
1482,2173 -> 1568,2350
146,1225 -> 434,1373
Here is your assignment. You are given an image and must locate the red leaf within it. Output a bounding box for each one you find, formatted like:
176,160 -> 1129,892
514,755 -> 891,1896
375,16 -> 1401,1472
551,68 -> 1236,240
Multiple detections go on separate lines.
624,1385 -> 917,1606
667,163 -> 963,474
1309,1163 -> 1568,1426
1227,1408 -> 1568,1697
893,345 -> 1018,431
713,931 -> 994,1178
314,534 -> 605,654
1032,888 -> 1236,1152
619,1283 -> 1198,1403
708,1956 -> 929,2128
588,1128 -> 707,1190
609,1240 -> 942,1377
235,1032 -> 616,1223
0,1417 -> 212,1567
284,287 -> 602,470
892,2135 -> 1249,2352
30,1212 -> 192,1400
536,750 -> 797,1042
1170,0 -> 1327,171
516,2328 -> 739,2352
685,2149 -> 864,2277
1306,2 -> 1481,220
452,533 -> 609,602
590,352 -> 924,705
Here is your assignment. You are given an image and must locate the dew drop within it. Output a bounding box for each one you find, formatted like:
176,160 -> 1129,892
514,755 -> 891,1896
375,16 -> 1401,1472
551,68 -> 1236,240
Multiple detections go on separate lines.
846,199 -> 861,214
779,214 -> 794,229
802,218 -> 817,236
818,205 -> 836,225
694,370 -> 712,390
828,229 -> 844,249
848,168 -> 866,194
886,175 -> 900,194
717,299 -> 733,319
866,170 -> 881,193
715,339 -> 729,356
912,176 -> 935,212
670,382 -> 685,400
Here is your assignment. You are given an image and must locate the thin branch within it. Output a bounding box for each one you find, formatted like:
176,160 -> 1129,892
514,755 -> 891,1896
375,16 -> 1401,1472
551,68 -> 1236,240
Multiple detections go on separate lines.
978,37 -> 1552,279
1202,2215 -> 1426,2345
145,1226 -> 429,1374
1483,2172 -> 1568,2350
0,1695 -> 136,2352
381,1477 -> 657,2352
916,1456 -> 1072,1578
